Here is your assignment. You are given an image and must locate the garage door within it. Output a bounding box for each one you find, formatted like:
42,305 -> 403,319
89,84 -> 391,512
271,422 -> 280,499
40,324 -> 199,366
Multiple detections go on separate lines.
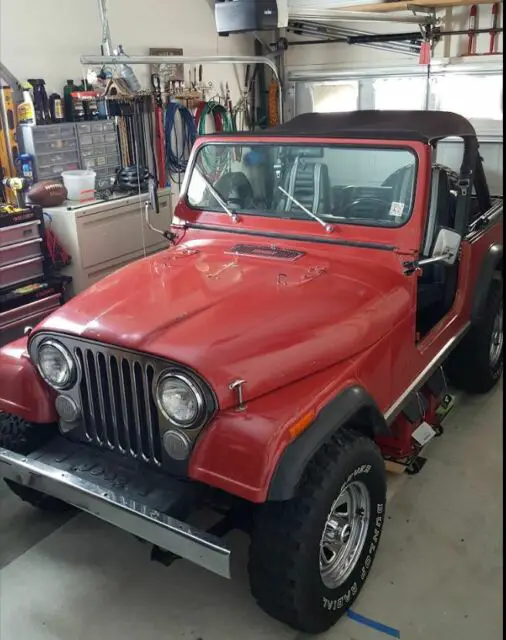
288,63 -> 503,195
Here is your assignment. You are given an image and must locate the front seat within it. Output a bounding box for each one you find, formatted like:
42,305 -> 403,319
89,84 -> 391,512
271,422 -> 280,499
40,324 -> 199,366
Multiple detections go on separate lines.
278,158 -> 331,216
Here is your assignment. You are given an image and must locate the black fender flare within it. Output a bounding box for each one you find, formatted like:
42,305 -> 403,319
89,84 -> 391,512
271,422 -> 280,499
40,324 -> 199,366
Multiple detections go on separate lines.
471,243 -> 503,325
267,385 -> 390,502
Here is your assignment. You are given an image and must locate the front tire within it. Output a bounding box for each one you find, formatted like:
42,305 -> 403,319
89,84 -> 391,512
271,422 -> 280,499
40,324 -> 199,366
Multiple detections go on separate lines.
0,412 -> 73,513
445,275 -> 503,393
248,429 -> 386,634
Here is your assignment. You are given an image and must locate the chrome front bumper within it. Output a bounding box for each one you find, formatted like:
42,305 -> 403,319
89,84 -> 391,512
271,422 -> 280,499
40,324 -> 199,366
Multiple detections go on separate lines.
0,439 -> 231,579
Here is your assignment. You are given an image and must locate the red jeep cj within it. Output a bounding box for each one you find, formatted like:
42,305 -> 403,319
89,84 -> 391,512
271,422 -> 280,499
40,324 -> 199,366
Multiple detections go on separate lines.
0,111 -> 503,634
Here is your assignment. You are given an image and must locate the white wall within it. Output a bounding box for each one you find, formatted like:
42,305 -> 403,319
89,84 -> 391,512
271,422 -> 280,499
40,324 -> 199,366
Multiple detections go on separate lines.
0,0 -> 252,99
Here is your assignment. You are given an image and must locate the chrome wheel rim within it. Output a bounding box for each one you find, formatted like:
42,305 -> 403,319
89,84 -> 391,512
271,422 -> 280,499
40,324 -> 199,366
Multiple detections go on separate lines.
490,307 -> 503,367
319,481 -> 370,589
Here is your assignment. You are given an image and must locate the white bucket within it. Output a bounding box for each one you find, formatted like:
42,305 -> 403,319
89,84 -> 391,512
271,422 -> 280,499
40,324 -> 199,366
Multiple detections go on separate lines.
62,170 -> 96,202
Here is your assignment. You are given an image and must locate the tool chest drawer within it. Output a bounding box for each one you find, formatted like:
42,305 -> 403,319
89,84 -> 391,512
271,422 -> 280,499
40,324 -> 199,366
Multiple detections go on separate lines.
0,237 -> 43,267
0,293 -> 61,330
0,256 -> 44,289
0,220 -> 41,248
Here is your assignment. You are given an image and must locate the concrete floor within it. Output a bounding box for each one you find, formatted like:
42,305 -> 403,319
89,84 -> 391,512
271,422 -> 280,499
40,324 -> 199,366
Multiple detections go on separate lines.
0,382 -> 502,640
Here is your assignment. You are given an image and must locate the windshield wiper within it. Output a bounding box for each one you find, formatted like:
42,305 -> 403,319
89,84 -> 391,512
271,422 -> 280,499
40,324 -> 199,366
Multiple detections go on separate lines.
278,186 -> 333,233
195,167 -> 240,223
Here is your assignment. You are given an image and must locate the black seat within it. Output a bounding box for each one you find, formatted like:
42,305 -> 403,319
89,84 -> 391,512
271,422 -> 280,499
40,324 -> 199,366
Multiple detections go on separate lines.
382,164 -> 416,224
278,158 -> 331,216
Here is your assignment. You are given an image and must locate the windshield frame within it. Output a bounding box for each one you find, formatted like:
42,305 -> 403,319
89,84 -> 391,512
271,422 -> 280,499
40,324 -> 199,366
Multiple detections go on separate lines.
182,139 -> 420,230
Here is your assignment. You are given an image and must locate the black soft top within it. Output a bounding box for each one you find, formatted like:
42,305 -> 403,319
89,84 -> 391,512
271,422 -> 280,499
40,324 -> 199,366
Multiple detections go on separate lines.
265,110 -> 477,143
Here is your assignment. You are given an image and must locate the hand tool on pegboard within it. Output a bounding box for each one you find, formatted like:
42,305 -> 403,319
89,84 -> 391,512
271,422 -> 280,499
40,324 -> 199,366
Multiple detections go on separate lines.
487,3 -> 500,54
151,73 -> 167,188
467,5 -> 479,56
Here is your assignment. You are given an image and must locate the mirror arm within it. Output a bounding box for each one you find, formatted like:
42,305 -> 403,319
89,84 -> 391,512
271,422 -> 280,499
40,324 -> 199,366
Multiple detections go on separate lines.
144,201 -> 177,244
403,252 -> 452,275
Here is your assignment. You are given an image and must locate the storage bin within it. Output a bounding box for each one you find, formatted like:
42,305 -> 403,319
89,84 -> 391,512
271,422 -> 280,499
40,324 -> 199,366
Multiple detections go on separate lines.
0,220 -> 41,248
32,124 -> 75,141
0,238 -> 43,267
0,256 -> 44,289
82,157 -> 96,169
37,138 -> 77,153
38,149 -> 79,168
62,169 -> 96,201
79,134 -> 93,146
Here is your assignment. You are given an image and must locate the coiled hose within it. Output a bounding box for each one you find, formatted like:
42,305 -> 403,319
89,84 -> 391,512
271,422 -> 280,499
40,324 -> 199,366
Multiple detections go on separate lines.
164,101 -> 198,184
194,100 -> 237,173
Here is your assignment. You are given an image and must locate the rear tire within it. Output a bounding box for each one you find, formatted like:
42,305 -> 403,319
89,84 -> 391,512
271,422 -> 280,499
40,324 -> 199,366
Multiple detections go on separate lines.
445,275 -> 503,393
0,412 -> 73,513
248,429 -> 386,634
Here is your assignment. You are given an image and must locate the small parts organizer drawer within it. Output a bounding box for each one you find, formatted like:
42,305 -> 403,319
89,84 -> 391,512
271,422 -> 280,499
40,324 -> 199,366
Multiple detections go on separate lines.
0,237 -> 43,267
0,220 -> 41,248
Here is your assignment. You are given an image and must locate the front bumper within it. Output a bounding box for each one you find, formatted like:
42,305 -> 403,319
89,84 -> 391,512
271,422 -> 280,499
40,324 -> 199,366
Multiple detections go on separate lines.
0,438 -> 231,579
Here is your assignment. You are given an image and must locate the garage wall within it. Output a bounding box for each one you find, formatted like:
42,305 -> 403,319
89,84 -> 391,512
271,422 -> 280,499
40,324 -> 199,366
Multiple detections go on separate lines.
0,0 -> 251,98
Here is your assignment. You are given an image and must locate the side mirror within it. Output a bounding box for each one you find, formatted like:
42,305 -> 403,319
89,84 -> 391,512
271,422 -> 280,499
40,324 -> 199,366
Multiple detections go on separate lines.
403,228 -> 461,275
431,228 -> 461,266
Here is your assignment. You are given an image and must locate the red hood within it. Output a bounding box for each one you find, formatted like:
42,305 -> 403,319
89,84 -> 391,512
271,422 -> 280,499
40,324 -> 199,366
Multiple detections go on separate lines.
36,236 -> 410,408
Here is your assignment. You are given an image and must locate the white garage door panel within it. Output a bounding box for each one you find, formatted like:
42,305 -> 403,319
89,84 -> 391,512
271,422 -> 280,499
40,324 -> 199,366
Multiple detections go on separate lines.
291,65 -> 503,197
437,141 -> 503,196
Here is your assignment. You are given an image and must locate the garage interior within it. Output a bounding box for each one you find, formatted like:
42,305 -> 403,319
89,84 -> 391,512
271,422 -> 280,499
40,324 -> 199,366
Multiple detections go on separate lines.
0,1 -> 503,639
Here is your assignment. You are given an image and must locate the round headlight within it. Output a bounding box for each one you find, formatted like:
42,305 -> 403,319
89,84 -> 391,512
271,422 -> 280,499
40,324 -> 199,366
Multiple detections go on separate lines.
37,340 -> 76,390
156,373 -> 204,428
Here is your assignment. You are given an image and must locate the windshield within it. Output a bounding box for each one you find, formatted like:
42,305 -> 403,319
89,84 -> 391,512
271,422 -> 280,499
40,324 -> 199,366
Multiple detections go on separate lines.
187,143 -> 417,228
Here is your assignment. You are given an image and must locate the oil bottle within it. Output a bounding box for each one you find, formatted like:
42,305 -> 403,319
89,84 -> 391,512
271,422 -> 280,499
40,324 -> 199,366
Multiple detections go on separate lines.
63,80 -> 77,121
17,84 -> 36,126
49,93 -> 64,123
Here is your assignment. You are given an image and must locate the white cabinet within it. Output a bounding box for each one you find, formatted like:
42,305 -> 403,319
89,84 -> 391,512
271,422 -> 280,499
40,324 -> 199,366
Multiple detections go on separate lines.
44,189 -> 172,295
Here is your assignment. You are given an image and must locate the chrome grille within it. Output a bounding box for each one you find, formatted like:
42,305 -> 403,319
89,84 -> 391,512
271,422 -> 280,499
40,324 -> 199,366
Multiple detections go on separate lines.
75,347 -> 163,465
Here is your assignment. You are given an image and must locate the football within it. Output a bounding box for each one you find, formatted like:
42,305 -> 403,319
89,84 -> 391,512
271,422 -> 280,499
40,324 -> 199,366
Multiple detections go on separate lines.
27,180 -> 68,207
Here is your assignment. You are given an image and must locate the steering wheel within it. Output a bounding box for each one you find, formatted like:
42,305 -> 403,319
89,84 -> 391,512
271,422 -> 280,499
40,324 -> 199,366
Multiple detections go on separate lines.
214,172 -> 254,210
341,197 -> 391,220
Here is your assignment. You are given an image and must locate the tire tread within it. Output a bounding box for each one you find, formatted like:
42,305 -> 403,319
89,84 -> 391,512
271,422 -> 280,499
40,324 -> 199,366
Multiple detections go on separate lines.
248,428 -> 384,632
